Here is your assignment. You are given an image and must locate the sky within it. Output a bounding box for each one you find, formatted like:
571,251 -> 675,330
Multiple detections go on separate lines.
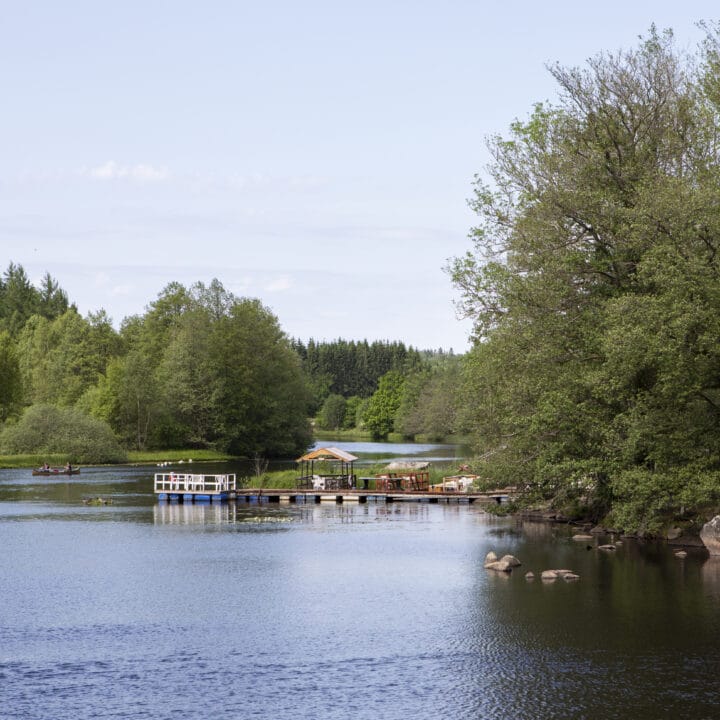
1,1 -> 718,351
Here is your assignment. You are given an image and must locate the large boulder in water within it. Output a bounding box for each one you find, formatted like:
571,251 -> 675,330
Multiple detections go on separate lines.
700,516 -> 720,555
499,554 -> 521,567
485,559 -> 513,572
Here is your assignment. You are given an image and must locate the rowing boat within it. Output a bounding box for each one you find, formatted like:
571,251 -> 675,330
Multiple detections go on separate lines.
32,468 -> 81,476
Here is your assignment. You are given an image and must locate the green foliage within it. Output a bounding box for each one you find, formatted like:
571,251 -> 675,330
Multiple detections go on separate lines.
0,264 -> 70,337
293,338 -> 424,406
317,394 -> 347,431
343,396 -> 364,429
363,370 -> 405,439
451,26 -> 720,532
0,269 -> 316,458
209,295 -> 313,457
0,331 -> 22,422
395,358 -> 463,439
17,309 -> 120,406
0,404 -> 126,463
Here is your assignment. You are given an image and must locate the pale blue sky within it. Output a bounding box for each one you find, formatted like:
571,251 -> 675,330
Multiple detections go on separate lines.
1,1 -> 717,350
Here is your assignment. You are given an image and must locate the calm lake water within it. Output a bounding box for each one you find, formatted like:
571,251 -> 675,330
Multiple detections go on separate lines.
1,459 -> 719,719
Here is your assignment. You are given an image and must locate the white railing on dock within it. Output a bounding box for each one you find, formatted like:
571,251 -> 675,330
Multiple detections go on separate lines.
154,472 -> 236,495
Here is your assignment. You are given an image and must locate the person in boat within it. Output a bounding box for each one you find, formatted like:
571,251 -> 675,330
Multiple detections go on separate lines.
64,462 -> 73,472
41,462 -> 50,471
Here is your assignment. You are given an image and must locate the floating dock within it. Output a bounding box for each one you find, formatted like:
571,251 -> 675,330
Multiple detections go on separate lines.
154,472 -> 237,502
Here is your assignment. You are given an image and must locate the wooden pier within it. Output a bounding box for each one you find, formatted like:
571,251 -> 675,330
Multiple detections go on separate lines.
228,490 -> 514,505
154,473 -> 514,506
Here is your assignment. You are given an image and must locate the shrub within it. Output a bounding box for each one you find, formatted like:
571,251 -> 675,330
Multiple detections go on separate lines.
0,404 -> 127,464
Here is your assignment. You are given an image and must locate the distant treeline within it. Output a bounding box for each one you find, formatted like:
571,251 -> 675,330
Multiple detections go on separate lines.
291,338 -> 424,405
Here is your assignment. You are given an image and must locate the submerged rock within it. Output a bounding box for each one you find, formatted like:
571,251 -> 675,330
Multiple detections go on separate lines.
541,568 -> 578,581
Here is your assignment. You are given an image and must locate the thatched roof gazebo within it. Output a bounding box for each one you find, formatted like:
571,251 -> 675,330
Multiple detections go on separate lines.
296,447 -> 358,490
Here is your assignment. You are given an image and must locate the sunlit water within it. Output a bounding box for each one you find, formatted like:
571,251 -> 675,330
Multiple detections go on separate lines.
1,464 -> 719,719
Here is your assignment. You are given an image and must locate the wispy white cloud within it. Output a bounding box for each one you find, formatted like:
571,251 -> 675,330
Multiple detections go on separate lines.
83,160 -> 170,183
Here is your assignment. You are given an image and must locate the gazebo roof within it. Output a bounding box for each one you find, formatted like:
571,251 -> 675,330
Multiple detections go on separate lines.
296,446 -> 358,463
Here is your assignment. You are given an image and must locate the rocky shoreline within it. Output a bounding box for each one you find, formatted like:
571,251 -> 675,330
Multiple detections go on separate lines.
515,508 -> 715,551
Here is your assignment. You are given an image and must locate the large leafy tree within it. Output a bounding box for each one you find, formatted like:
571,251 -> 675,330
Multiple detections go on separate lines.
450,27 -> 720,530
209,297 -> 312,456
103,281 -> 312,456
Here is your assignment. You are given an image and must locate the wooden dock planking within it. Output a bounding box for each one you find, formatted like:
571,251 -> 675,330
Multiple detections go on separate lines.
154,472 -> 516,505
155,487 -> 514,505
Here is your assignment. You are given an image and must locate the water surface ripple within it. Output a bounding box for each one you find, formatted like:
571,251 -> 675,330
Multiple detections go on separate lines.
1,466 -> 719,719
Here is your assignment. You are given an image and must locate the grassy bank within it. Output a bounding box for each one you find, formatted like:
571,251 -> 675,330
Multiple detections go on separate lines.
126,449 -> 238,464
0,449 -> 239,469
0,454 -> 70,469
312,429 -> 373,442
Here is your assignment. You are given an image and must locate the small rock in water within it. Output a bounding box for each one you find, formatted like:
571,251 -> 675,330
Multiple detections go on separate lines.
572,534 -> 594,541
541,570 -> 559,581
598,544 -> 617,551
484,551 -> 498,567
525,571 -> 535,580
674,550 -> 688,558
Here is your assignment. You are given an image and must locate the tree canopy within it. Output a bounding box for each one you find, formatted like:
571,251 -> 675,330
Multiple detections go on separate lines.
450,26 -> 720,532
0,271 -> 314,459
